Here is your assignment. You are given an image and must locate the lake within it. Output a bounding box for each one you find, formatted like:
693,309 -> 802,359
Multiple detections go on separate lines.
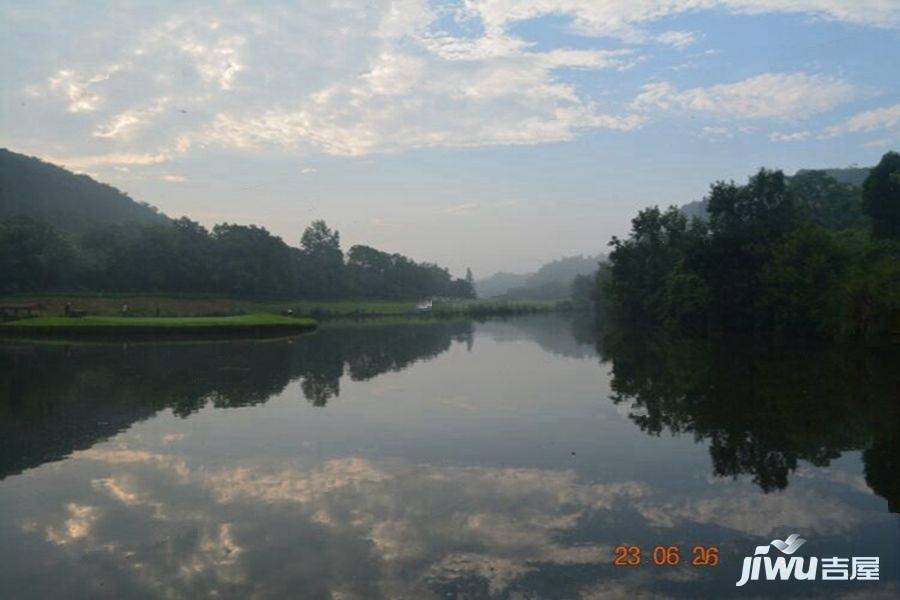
0,315 -> 897,598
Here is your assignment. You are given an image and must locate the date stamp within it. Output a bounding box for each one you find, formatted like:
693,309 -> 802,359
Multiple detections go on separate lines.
613,545 -> 719,567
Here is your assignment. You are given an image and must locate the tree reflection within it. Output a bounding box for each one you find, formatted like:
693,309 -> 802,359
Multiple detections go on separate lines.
599,327 -> 900,510
0,319 -> 473,478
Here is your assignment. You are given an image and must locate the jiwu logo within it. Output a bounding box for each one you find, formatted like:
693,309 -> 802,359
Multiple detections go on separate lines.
736,534 -> 816,587
735,534 -> 880,586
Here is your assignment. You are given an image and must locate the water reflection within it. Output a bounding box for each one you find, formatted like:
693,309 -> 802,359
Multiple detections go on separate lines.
599,329 -> 900,512
0,315 -> 897,598
0,319 -> 473,479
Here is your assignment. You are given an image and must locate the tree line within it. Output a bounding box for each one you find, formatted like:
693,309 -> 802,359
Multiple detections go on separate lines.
597,151 -> 900,341
0,216 -> 475,300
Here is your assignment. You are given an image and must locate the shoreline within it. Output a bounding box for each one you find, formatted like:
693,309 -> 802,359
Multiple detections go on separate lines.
0,314 -> 318,340
0,294 -> 569,320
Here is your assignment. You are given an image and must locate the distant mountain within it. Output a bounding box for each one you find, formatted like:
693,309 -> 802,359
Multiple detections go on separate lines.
680,199 -> 708,220
0,148 -> 169,233
795,166 -> 870,187
476,254 -> 604,300
678,165 -> 872,221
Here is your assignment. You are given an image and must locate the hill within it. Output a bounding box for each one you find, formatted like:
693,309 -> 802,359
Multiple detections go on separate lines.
476,254 -> 604,300
0,150 -> 476,300
794,166 -> 870,187
0,148 -> 169,233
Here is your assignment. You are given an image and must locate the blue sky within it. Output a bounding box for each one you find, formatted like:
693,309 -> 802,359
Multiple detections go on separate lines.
1,1 -> 898,275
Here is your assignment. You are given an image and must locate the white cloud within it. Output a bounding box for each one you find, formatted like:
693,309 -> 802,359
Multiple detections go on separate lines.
161,174 -> 188,183
465,0 -> 900,41
44,503 -> 99,546
655,30 -> 698,48
442,202 -> 481,215
769,130 -> 811,142
138,17 -> 247,91
94,98 -> 171,140
700,125 -> 733,139
17,1 -> 895,164
632,72 -> 855,120
47,447 -> 889,598
45,64 -> 126,113
822,103 -> 900,138
19,2 -> 653,161
199,36 -> 645,156
863,138 -> 894,148
47,151 -> 177,170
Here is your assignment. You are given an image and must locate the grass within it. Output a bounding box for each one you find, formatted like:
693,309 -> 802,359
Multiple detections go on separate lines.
0,294 -> 564,320
0,313 -> 317,339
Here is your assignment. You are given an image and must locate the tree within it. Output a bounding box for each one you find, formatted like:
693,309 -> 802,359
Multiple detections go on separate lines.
789,170 -> 866,231
0,216 -> 76,292
707,168 -> 796,241
599,163 -> 900,340
604,206 -> 699,325
570,273 -> 594,305
299,220 -> 345,299
862,151 -> 900,240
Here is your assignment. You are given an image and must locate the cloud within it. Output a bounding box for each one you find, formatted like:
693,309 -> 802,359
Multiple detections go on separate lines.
769,130 -> 812,142
161,174 -> 188,183
45,151 -> 177,170
94,98 -> 171,140
44,64 -> 126,113
438,200 -> 520,216
632,72 -> 855,120
465,0 -> 900,41
770,103 -> 900,143
44,503 -> 99,546
29,447 -> 889,598
13,0 -> 896,166
441,202 -> 481,215
136,16 -> 247,91
700,125 -> 755,139
655,30 -> 698,48
822,102 -> 900,138
199,39 -> 645,156
17,2 -> 649,161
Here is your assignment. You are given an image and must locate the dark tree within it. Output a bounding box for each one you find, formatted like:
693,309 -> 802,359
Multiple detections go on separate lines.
300,220 -> 345,299
862,151 -> 900,240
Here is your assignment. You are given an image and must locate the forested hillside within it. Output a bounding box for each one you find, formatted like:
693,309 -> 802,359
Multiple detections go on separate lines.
0,149 -> 168,233
598,151 -> 900,342
0,151 -> 474,300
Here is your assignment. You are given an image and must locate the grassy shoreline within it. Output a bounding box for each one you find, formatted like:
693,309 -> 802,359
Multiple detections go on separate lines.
0,313 -> 317,339
0,294 -> 563,320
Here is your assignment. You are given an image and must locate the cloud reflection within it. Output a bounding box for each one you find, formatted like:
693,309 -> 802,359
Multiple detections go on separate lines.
11,445 -> 890,599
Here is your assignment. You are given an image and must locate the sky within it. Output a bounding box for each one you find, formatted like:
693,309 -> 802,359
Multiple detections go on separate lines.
1,1 -> 898,276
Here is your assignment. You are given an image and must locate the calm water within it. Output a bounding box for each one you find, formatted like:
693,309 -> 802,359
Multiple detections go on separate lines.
0,315 -> 897,599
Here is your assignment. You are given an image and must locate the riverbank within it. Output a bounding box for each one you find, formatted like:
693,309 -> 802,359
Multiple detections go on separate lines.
0,313 -> 317,339
0,294 -> 564,320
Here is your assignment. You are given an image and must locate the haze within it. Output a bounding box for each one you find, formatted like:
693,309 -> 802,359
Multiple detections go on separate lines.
1,0 -> 898,276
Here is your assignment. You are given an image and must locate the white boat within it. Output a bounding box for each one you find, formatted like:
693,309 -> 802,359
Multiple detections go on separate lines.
415,299 -> 433,312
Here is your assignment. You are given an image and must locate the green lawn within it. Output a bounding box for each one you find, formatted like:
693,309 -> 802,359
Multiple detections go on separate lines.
0,294 -> 564,319
0,313 -> 317,338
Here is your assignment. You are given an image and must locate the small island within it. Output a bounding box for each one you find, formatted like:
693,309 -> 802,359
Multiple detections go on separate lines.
0,313 -> 317,339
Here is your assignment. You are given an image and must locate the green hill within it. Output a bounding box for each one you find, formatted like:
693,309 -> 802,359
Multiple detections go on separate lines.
0,148 -> 169,233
